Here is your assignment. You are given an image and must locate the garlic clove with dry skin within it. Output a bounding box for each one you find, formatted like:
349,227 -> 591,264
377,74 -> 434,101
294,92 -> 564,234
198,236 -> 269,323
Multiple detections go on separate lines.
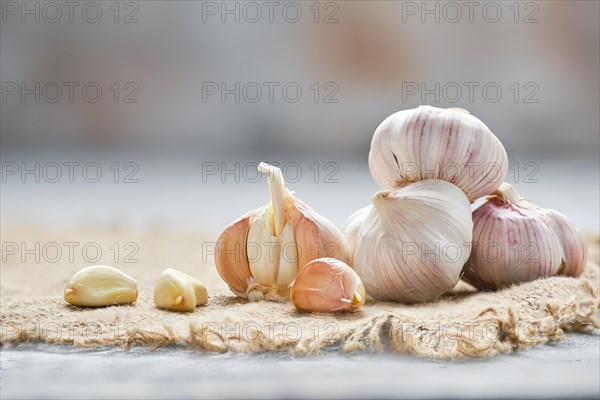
64,265 -> 138,307
463,182 -> 587,289
541,210 -> 587,277
353,179 -> 473,303
215,162 -> 349,301
369,105 -> 508,202
153,268 -> 208,312
214,210 -> 255,298
290,258 -> 365,313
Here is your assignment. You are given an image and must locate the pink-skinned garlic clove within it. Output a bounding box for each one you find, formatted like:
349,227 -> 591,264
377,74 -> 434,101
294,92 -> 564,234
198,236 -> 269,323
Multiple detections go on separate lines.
290,258 -> 365,313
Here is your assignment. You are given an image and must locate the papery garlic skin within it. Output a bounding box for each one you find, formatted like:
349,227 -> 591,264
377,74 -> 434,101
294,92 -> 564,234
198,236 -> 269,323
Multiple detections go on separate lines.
353,180 -> 472,303
463,183 -> 587,289
290,258 -> 365,313
215,162 -> 349,301
542,210 -> 587,277
342,206 -> 370,266
64,265 -> 138,307
369,105 -> 508,201
154,268 -> 208,312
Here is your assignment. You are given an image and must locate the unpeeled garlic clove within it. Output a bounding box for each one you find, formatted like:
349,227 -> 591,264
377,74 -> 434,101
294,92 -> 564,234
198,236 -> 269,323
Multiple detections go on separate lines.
463,182 -> 587,289
64,265 -> 138,307
368,105 -> 508,202
290,258 -> 365,313
153,268 -> 208,312
353,179 -> 473,303
215,211 -> 255,298
215,162 -> 349,301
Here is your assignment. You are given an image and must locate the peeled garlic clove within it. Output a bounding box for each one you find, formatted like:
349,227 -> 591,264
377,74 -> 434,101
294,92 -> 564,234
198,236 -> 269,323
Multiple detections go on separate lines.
291,258 -> 365,313
353,180 -> 473,303
342,206 -> 370,266
368,105 -> 508,201
64,265 -> 138,307
153,268 -> 208,312
215,162 -> 349,301
464,183 -> 587,289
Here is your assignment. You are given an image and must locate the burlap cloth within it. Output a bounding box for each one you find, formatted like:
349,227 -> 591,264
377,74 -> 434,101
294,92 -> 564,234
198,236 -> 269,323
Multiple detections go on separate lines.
1,225 -> 598,360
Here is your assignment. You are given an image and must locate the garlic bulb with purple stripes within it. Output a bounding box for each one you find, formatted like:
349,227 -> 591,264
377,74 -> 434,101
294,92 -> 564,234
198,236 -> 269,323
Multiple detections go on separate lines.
368,106 -> 508,202
353,179 -> 473,303
463,182 -> 587,290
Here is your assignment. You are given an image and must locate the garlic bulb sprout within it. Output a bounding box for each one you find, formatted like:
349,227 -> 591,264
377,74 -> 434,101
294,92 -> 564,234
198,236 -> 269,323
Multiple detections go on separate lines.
353,180 -> 473,303
215,162 -> 349,301
64,265 -> 138,307
369,105 -> 508,202
291,258 -> 365,313
463,182 -> 587,289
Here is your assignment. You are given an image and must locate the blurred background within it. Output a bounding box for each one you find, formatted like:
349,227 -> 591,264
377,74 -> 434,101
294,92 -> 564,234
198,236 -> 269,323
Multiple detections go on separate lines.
1,2 -> 599,399
1,0 -> 599,230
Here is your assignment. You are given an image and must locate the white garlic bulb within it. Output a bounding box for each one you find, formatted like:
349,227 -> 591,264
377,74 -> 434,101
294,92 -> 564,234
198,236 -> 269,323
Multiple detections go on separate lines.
464,182 -> 587,289
215,162 -> 349,301
154,268 -> 208,312
64,265 -> 138,307
369,105 -> 508,202
342,205 -> 370,265
290,258 -> 365,313
353,180 -> 473,303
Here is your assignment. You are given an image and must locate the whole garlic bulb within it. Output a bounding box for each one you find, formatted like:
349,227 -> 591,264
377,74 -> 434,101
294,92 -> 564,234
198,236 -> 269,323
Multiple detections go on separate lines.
463,182 -> 587,289
353,180 -> 473,303
215,162 -> 349,301
290,258 -> 365,313
342,205 -> 370,265
369,105 -> 508,202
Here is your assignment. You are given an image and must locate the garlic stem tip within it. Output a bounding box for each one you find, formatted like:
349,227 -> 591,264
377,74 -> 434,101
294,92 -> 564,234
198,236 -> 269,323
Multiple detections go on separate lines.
257,162 -> 273,174
372,191 -> 389,210
449,107 -> 471,115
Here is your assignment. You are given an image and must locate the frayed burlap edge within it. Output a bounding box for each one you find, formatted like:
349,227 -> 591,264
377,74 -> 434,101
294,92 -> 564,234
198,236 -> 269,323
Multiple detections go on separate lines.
2,264 -> 598,360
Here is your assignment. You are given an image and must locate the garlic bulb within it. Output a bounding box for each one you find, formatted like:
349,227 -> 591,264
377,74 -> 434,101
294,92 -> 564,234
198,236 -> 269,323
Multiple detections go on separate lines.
463,182 -> 587,289
154,268 -> 208,312
215,162 -> 349,301
369,105 -> 508,202
342,205 -> 370,265
290,258 -> 365,313
353,180 -> 472,303
64,265 -> 138,307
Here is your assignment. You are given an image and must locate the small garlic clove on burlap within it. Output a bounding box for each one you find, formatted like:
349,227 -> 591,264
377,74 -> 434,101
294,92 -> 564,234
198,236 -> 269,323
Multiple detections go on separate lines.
64,265 -> 138,307
463,182 -> 587,290
342,205 -> 370,266
368,105 -> 508,202
353,180 -> 473,303
290,258 -> 365,312
153,268 -> 208,312
215,162 -> 349,301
